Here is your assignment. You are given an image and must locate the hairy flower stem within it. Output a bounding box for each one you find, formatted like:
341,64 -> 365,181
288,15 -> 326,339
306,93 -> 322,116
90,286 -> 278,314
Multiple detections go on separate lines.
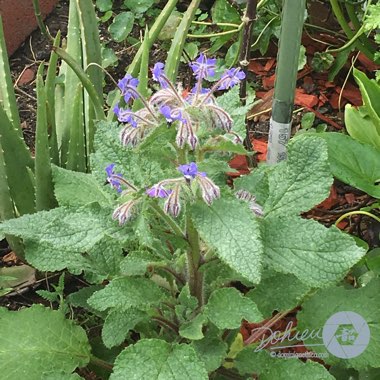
150,202 -> 186,240
152,316 -> 179,335
186,214 -> 204,306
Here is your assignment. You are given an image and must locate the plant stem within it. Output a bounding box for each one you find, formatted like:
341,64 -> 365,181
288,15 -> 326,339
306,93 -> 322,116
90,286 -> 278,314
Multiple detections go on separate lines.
329,0 -> 375,61
150,202 -> 186,239
32,0 -> 53,42
239,0 -> 258,158
90,355 -> 113,371
188,26 -> 242,39
335,211 -> 380,227
186,213 -> 204,306
152,316 -> 179,334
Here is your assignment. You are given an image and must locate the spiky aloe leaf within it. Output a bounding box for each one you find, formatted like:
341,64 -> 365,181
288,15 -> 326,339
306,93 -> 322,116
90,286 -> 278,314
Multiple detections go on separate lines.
57,0 -> 83,166
0,105 -> 35,215
66,84 -> 86,172
165,0 -> 201,81
35,64 -> 57,211
45,31 -> 61,166
0,17 -> 21,131
76,0 -> 103,161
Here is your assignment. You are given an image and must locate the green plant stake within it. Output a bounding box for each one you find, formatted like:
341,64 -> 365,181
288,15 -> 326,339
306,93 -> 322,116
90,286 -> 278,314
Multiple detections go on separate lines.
266,0 -> 307,164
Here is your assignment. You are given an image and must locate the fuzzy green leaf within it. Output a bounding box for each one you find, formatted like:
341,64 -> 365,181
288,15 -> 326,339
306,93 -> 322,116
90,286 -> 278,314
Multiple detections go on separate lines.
179,313 -> 207,340
235,349 -> 334,379
87,277 -> 166,312
52,166 -> 111,207
120,251 -> 166,276
263,216 -> 365,287
0,305 -> 90,380
205,287 -> 263,329
191,198 -> 263,284
264,136 -> 333,216
298,278 -> 380,370
247,271 -> 311,318
102,308 -> 146,349
110,339 -> 208,380
192,333 -> 228,372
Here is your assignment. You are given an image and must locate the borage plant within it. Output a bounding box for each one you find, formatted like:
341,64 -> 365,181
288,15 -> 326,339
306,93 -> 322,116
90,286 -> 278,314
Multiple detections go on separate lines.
0,54 -> 367,379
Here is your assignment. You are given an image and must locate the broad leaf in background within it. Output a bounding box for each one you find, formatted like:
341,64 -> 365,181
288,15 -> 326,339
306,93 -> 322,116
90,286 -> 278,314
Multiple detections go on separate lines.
247,271 -> 310,318
316,132 -> 380,198
110,339 -> 208,380
205,287 -> 263,329
235,349 -> 334,379
52,166 -> 112,207
345,69 -> 380,150
264,136 -> 333,216
263,216 -> 366,287
298,278 -> 380,370
191,198 -> 263,284
0,305 -> 90,380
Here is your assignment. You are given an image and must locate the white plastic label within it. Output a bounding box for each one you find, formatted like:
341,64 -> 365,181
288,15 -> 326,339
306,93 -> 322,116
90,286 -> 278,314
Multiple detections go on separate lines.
266,118 -> 291,165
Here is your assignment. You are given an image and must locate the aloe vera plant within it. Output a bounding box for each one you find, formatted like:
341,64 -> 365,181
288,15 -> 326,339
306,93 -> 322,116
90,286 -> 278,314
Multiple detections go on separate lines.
0,0 -> 103,258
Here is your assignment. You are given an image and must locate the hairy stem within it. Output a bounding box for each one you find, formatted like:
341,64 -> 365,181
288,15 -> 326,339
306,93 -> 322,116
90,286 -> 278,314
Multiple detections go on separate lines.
90,355 -> 113,371
186,213 -> 204,306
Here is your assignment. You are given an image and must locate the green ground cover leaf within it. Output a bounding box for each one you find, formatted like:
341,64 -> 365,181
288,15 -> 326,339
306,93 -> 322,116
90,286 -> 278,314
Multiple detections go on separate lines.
247,271 -> 311,318
0,305 -> 90,380
263,216 -> 365,287
205,287 -> 263,329
108,12 -> 134,42
191,198 -> 263,283
87,277 -> 166,312
264,136 -> 333,216
235,349 -> 333,379
298,278 -> 380,369
110,339 -> 208,380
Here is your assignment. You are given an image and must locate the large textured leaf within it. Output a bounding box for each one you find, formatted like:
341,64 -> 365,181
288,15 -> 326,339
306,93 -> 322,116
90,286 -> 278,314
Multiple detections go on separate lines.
0,203 -> 124,249
52,166 -> 112,207
92,121 -> 176,188
315,132 -> 380,198
191,198 -> 263,283
264,136 -> 332,216
298,278 -> 380,370
235,349 -> 333,379
263,216 -> 365,287
0,305 -> 90,380
110,339 -> 208,380
205,287 -> 263,329
247,271 -> 311,318
87,277 -> 166,312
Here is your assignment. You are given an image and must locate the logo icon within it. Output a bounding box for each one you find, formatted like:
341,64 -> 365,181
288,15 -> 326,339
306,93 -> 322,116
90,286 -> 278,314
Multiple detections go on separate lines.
323,311 -> 370,358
